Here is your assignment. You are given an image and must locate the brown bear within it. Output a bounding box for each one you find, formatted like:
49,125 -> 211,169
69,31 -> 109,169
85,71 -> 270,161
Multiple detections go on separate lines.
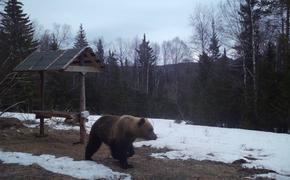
85,115 -> 157,169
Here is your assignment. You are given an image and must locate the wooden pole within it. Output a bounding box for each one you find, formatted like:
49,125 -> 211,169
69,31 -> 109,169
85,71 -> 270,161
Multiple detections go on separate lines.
39,71 -> 45,136
79,72 -> 86,144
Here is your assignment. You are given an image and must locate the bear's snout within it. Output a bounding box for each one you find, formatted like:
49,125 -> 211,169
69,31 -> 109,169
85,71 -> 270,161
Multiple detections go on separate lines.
147,132 -> 157,140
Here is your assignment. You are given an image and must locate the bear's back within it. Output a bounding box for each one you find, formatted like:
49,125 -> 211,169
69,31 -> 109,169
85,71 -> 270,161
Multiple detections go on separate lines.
90,115 -> 119,144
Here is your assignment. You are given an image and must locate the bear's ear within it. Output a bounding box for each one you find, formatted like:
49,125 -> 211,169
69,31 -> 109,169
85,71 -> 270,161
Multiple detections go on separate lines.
138,118 -> 145,127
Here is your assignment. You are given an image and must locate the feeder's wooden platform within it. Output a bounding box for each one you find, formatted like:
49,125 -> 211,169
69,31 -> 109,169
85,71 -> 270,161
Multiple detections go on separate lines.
34,110 -> 79,120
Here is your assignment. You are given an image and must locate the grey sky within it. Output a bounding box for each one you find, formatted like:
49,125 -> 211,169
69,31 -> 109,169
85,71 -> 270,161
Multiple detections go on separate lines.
21,0 -> 219,44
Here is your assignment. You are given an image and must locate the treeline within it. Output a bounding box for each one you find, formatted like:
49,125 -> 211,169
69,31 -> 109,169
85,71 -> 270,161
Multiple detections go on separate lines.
0,0 -> 289,133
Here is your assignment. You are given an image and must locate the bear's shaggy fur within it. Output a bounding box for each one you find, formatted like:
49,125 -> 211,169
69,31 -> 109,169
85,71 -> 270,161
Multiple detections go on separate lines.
85,115 -> 157,169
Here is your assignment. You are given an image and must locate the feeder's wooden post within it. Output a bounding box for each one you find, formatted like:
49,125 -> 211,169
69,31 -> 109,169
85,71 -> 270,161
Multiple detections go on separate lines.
39,71 -> 45,136
79,72 -> 86,144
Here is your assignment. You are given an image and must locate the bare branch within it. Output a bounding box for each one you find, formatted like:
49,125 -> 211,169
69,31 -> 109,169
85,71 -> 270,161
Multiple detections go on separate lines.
190,4 -> 211,55
52,23 -> 72,48
0,101 -> 26,117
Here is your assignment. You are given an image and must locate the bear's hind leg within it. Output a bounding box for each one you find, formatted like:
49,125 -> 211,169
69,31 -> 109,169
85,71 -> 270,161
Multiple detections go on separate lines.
85,136 -> 102,160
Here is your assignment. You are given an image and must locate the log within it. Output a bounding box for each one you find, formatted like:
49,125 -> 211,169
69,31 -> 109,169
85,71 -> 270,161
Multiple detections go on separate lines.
34,110 -> 78,119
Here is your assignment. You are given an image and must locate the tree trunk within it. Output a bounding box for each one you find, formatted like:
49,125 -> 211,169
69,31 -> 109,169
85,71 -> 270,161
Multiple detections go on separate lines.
146,63 -> 149,95
286,3 -> 290,69
243,55 -> 247,90
250,0 -> 258,127
286,2 -> 289,40
242,54 -> 249,126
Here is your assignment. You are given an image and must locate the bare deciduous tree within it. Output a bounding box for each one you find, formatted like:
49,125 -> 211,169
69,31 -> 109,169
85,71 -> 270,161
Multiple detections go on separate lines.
162,37 -> 191,65
52,23 -> 72,48
219,0 -> 243,50
112,38 -> 131,67
39,30 -> 51,50
37,23 -> 72,51
190,5 -> 211,55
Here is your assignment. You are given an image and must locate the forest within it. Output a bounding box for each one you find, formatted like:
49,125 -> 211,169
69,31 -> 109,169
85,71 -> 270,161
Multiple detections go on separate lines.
0,0 -> 289,133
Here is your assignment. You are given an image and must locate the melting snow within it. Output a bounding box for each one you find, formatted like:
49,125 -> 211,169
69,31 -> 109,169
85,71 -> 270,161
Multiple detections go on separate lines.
0,150 -> 131,180
1,112 -> 290,179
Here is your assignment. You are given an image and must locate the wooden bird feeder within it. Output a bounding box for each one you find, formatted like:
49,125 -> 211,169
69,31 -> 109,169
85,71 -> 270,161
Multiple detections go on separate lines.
14,46 -> 104,144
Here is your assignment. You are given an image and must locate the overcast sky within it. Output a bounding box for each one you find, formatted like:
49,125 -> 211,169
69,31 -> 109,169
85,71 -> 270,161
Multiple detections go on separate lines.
21,0 -> 220,44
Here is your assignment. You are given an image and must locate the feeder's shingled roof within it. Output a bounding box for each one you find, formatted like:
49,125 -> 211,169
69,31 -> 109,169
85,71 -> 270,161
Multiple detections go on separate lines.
14,48 -> 87,72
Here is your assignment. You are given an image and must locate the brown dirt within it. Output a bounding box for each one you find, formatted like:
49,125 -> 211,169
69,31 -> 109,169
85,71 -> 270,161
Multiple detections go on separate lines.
0,163 -> 77,180
0,127 -> 273,180
0,117 -> 24,129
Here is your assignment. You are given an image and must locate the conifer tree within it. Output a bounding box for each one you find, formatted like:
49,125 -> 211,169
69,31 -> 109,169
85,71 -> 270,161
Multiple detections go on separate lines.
0,0 -> 37,65
74,24 -> 88,48
96,39 -> 104,62
136,34 -> 156,94
103,50 -> 122,113
208,20 -> 221,61
198,51 -> 211,81
0,0 -> 38,110
192,52 -> 213,124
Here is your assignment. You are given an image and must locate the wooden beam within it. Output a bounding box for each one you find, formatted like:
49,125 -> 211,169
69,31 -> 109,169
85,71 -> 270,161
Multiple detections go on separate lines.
78,49 -> 87,144
79,72 -> 86,144
39,71 -> 45,137
89,58 -> 104,72
64,65 -> 100,73
34,110 -> 78,119
86,51 -> 105,71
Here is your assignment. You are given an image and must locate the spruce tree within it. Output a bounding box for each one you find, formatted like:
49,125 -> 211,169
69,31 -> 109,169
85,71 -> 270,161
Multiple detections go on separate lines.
258,43 -> 279,130
198,52 -> 211,81
96,39 -> 104,62
209,20 -> 221,61
74,24 -> 88,49
212,49 -> 237,127
136,34 -> 156,95
0,0 -> 37,110
0,0 -> 37,65
105,50 -> 122,113
193,52 -> 213,125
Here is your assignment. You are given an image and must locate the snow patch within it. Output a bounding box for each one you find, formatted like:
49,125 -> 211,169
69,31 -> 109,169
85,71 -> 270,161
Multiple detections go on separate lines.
252,173 -> 290,180
0,150 -> 131,180
2,112 -> 290,178
0,112 -> 100,132
134,118 -> 290,177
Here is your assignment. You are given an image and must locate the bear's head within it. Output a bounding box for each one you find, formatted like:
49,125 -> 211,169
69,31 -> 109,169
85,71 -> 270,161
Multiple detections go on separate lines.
136,118 -> 157,140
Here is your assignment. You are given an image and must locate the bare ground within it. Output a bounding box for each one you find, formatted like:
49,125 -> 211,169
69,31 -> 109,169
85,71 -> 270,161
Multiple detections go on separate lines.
0,125 -> 273,180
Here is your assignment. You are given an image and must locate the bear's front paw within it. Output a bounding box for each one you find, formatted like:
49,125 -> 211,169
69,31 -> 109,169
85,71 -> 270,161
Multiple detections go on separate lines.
127,150 -> 135,157
120,163 -> 134,169
126,164 -> 134,169
85,157 -> 93,161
